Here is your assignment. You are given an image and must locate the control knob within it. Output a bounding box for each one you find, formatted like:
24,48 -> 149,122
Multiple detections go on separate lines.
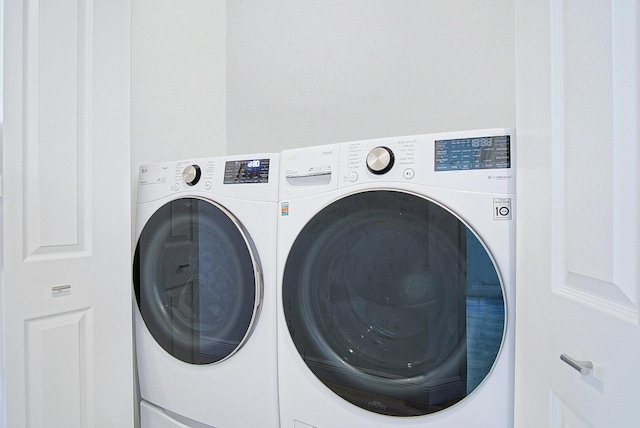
182,164 -> 201,186
366,146 -> 395,175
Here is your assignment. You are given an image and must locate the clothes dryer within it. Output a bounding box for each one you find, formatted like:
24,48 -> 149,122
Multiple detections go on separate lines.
277,129 -> 515,427
133,155 -> 279,428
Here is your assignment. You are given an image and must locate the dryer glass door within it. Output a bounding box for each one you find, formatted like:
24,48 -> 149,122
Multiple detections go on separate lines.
134,197 -> 260,365
283,190 -> 505,416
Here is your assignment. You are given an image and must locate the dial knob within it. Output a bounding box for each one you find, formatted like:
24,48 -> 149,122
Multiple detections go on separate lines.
366,146 -> 395,175
182,164 -> 201,186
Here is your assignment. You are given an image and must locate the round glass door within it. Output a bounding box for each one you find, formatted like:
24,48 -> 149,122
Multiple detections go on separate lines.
134,197 -> 260,365
282,190 -> 505,416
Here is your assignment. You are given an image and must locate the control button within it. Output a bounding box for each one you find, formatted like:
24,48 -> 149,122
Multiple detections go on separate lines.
403,168 -> 415,179
182,165 -> 201,186
172,183 -> 180,191
204,181 -> 212,190
366,146 -> 395,175
348,171 -> 358,182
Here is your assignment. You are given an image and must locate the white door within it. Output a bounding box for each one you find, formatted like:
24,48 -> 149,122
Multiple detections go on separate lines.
515,1 -> 640,427
1,0 -> 133,427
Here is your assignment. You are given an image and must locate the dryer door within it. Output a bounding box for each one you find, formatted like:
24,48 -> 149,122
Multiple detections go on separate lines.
283,190 -> 505,416
134,197 -> 261,365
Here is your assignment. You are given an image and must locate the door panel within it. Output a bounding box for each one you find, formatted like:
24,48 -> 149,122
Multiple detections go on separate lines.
551,0 -> 638,318
23,0 -> 91,256
515,0 -> 640,426
25,310 -> 92,428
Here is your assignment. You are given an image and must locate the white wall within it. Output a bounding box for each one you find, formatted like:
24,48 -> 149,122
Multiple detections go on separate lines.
131,1 -> 515,157
226,0 -> 515,154
131,0 -> 227,171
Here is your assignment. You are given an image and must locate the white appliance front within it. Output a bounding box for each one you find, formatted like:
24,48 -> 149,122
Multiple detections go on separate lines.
133,155 -> 280,428
277,129 -> 515,427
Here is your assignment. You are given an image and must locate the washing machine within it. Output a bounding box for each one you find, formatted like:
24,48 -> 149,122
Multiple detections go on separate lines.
133,154 -> 280,428
276,129 -> 515,427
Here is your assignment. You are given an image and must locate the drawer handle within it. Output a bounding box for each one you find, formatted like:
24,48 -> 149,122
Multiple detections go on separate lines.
560,354 -> 593,375
52,284 -> 71,293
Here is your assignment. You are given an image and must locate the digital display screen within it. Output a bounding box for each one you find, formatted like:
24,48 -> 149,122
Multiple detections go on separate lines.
435,135 -> 511,172
224,159 -> 270,184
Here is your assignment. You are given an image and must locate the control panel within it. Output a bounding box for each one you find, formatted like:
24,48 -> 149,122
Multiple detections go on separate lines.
280,129 -> 514,198
137,155 -> 278,204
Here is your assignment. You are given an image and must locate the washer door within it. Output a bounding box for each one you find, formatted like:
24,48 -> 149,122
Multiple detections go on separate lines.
134,197 -> 261,365
283,190 -> 505,416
